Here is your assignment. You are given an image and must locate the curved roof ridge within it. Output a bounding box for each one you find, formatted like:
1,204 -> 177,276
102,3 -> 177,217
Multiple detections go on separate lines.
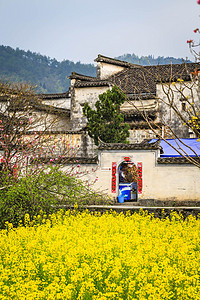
74,80 -> 110,88
39,91 -> 70,99
95,54 -> 140,68
68,72 -> 97,81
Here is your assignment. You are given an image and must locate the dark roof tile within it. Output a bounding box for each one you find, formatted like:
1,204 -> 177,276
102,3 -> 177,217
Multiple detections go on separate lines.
121,109 -> 157,118
33,156 -> 98,164
98,139 -> 162,151
74,80 -> 110,88
127,121 -> 162,129
108,62 -> 198,94
94,54 -> 138,67
157,157 -> 200,164
25,129 -> 85,135
68,72 -> 97,81
40,91 -> 70,99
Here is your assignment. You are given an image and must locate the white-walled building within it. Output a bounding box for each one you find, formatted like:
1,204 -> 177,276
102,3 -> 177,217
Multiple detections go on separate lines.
1,54 -> 200,203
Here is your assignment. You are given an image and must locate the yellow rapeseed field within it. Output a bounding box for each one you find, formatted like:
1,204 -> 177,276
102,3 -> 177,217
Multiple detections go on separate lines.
0,208 -> 200,299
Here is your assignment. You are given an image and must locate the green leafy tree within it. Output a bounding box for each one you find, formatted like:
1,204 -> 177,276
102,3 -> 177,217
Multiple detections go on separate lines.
83,86 -> 130,145
0,165 -> 110,228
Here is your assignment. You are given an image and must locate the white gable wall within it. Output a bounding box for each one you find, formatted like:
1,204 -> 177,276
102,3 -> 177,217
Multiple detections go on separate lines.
97,62 -> 125,80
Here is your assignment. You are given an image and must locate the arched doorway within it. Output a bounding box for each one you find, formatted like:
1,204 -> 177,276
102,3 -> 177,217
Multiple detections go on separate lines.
118,159 -> 138,202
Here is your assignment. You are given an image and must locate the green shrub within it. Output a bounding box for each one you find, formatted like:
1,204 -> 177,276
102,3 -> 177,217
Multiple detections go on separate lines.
0,166 -> 110,228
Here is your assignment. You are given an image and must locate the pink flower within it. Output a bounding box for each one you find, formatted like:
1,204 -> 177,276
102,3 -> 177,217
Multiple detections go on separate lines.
197,0 -> 200,4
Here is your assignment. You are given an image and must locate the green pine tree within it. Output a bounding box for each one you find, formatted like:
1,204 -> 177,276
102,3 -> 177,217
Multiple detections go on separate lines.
83,86 -> 130,145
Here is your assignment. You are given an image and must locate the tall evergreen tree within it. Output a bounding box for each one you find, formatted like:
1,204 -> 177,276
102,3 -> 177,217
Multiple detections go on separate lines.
83,86 -> 130,145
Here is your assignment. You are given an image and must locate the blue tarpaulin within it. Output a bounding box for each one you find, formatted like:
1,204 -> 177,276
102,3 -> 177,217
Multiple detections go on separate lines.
150,138 -> 200,157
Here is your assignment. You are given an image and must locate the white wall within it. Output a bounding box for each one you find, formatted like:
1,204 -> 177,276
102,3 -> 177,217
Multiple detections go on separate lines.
42,98 -> 71,110
97,62 -> 124,80
156,80 -> 199,138
91,149 -> 200,201
71,86 -> 110,130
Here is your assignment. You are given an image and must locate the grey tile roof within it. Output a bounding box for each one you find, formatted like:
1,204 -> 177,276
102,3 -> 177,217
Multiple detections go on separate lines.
74,80 -> 110,88
127,92 -> 156,100
40,91 -> 70,100
72,55 -> 198,96
32,156 -> 98,164
157,157 -> 200,164
126,121 -> 162,129
98,139 -> 162,151
5,96 -> 70,116
95,54 -> 136,67
108,63 -> 198,94
25,129 -> 85,135
121,109 -> 157,118
68,72 -> 97,81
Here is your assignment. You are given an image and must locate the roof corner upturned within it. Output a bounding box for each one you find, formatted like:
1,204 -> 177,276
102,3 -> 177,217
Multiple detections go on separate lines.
95,54 -> 139,68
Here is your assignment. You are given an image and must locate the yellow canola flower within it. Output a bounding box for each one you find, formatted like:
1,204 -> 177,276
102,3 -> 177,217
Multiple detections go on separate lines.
0,210 -> 200,299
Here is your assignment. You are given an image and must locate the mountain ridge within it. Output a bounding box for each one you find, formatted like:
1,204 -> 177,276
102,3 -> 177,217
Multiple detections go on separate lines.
0,45 -> 192,94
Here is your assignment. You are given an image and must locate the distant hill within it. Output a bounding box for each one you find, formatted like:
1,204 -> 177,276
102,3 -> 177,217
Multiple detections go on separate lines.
0,46 -> 192,94
115,53 -> 191,65
0,46 -> 96,94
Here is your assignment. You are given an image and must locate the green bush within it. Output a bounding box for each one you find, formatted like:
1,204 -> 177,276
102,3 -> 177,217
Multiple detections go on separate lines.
0,166 -> 110,228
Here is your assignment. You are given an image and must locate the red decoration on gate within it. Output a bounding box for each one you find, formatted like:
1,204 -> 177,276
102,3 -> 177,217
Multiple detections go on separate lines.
111,162 -> 117,193
124,157 -> 131,162
137,162 -> 143,194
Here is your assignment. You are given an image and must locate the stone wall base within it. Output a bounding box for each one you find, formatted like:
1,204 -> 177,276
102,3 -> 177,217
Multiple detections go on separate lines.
137,199 -> 200,207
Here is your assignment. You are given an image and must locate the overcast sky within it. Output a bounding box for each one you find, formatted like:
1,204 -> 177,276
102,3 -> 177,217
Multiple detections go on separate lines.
0,0 -> 199,63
